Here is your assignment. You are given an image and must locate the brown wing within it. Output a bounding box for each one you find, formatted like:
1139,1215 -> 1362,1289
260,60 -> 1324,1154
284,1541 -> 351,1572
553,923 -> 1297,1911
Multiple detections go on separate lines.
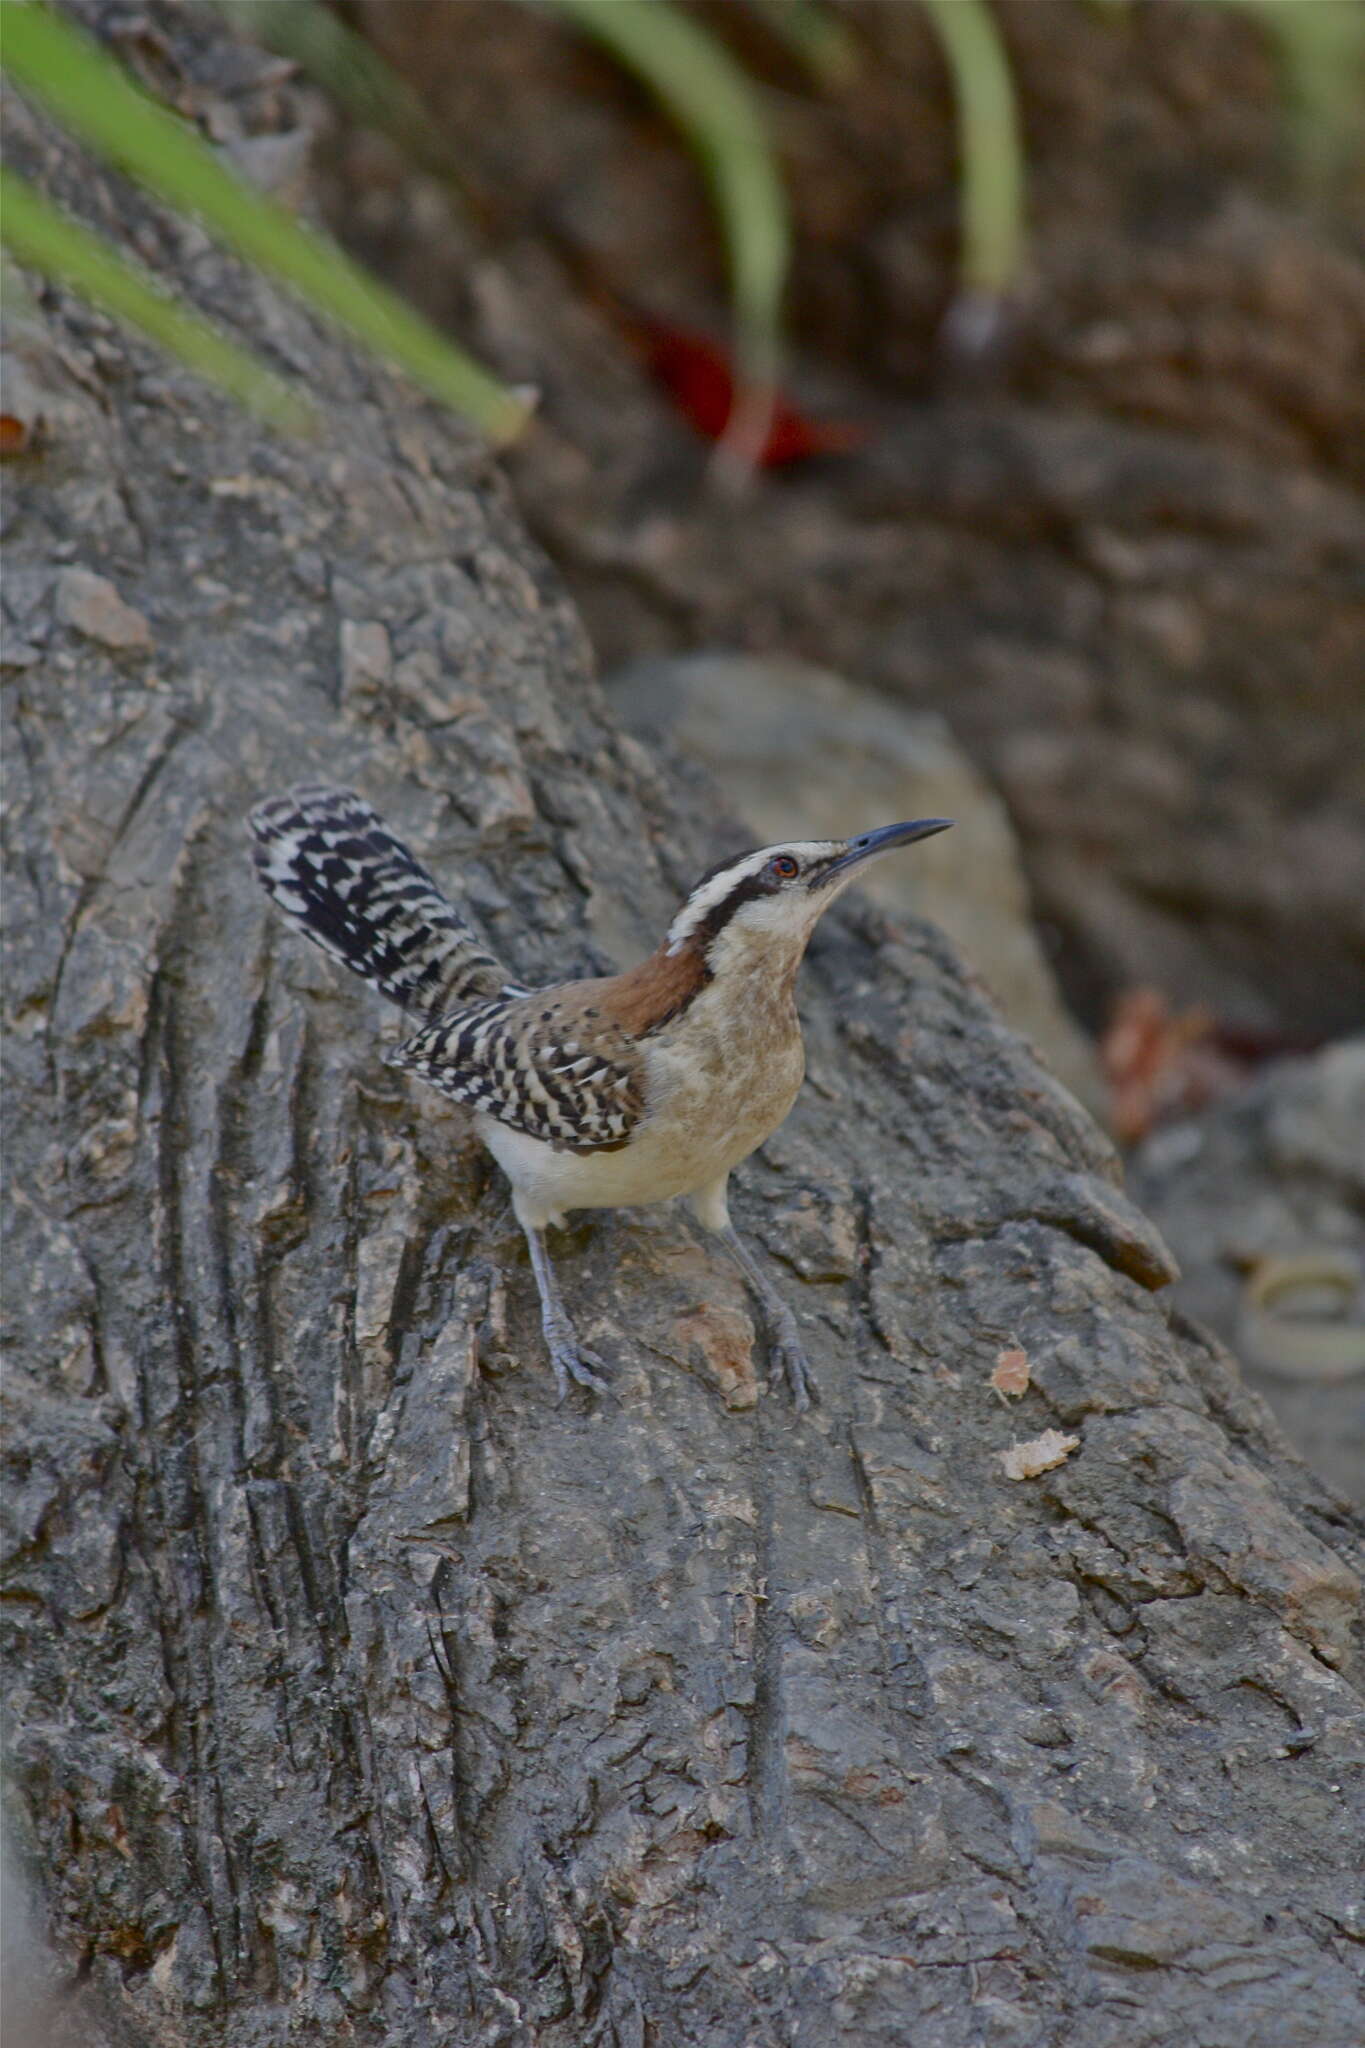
389,987 -> 646,1154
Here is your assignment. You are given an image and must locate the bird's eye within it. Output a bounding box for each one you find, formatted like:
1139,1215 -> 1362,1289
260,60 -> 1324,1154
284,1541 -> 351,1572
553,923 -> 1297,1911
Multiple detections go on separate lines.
771,854 -> 800,879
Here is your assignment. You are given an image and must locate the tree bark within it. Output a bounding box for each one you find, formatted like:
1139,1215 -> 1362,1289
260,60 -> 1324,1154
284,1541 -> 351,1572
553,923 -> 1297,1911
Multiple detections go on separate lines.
3,13 -> 1362,2046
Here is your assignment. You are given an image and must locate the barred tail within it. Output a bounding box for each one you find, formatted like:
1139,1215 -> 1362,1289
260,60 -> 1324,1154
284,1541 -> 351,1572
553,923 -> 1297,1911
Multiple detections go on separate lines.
249,785 -> 508,1019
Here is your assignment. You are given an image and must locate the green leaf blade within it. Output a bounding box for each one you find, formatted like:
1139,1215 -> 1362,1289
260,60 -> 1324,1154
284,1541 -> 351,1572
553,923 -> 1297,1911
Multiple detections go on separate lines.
1,0 -> 527,440
548,0 -> 791,465
1,167 -> 315,430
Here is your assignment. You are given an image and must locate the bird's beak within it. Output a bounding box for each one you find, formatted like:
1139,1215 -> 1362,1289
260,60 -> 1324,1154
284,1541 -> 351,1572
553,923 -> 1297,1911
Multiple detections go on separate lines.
817,818 -> 953,887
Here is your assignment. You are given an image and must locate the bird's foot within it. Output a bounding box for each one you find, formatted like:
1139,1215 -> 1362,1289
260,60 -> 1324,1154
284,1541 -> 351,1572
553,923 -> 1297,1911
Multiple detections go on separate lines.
763,1311 -> 817,1413
542,1316 -> 611,1402
710,1224 -> 818,1414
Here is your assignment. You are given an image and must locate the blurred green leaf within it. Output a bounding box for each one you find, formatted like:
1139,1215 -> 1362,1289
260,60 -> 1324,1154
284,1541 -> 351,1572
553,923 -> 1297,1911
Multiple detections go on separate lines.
917,0 -> 1026,303
745,0 -> 861,87
1201,0 -> 1365,186
0,168 -> 315,429
1,0 -> 528,440
546,0 -> 791,471
209,0 -> 456,183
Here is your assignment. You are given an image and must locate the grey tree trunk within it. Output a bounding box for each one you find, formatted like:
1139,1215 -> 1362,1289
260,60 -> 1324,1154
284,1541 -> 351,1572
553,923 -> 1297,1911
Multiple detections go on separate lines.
3,15 -> 1362,2046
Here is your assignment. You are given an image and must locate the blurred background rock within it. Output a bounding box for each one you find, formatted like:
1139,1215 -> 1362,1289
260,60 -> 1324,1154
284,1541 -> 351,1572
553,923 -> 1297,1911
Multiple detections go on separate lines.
1130,1040 -> 1365,1503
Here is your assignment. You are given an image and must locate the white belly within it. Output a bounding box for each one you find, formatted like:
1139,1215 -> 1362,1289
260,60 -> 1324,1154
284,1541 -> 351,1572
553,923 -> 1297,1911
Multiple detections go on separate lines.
479,999 -> 805,1230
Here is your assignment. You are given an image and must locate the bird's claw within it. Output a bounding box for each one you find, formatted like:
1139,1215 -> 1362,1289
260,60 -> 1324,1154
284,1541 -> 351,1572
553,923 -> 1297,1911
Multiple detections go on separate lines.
766,1321 -> 816,1412
544,1321 -> 611,1402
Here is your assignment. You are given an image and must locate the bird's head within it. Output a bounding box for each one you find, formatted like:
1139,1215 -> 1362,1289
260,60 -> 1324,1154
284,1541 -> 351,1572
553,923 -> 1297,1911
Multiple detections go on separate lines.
666,819 -> 953,968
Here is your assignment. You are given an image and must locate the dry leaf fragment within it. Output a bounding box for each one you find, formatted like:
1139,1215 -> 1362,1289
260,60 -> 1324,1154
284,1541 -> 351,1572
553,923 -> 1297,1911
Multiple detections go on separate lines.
0,412 -> 34,457
1100,986 -> 1242,1142
53,567 -> 151,651
991,1348 -> 1031,1401
1000,1430 -> 1080,1481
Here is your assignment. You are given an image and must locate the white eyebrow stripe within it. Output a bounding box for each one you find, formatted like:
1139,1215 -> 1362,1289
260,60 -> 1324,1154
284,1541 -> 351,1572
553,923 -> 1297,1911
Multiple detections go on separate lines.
665,841 -> 833,954
665,849 -> 773,954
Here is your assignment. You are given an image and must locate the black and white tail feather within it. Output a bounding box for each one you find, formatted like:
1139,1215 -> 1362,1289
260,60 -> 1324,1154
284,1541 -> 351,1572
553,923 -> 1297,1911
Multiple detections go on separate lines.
249,785 -> 512,1023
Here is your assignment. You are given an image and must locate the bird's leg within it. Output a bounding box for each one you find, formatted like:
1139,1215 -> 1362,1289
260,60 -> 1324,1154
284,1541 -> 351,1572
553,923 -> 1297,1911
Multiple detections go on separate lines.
718,1225 -> 817,1413
688,1176 -> 815,1410
521,1222 -> 610,1401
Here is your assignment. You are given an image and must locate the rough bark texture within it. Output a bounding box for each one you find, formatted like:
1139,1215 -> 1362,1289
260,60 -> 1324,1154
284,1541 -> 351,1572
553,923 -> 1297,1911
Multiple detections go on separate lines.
3,13 -> 1364,2047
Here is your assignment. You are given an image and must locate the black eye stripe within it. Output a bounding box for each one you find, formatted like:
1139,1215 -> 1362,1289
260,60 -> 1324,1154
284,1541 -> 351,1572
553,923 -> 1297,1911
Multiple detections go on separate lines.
691,869 -> 770,947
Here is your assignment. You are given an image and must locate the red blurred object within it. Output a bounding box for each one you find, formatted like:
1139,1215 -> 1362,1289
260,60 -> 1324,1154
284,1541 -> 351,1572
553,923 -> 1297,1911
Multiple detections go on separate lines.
638,321 -> 868,467
1101,987 -> 1250,1144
